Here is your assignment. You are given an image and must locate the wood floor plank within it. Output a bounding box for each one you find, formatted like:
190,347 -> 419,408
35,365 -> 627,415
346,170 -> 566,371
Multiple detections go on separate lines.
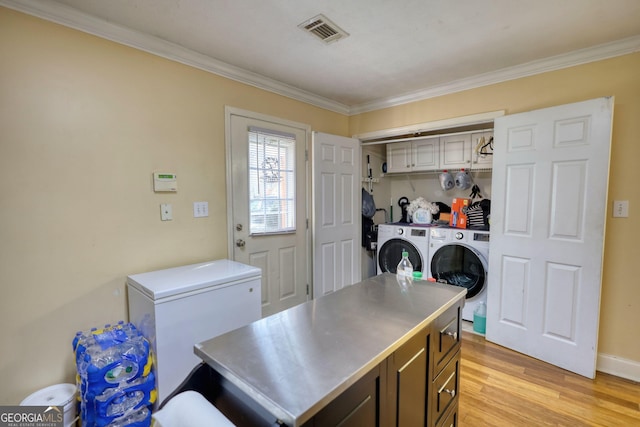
459,331 -> 640,426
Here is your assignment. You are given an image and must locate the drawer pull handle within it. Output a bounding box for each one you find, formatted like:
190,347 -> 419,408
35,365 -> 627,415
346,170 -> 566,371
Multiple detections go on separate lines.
438,371 -> 457,398
444,331 -> 458,340
443,388 -> 456,398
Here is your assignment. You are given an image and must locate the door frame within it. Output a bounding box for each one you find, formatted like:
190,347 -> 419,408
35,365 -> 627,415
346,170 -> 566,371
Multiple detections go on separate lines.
224,106 -> 312,296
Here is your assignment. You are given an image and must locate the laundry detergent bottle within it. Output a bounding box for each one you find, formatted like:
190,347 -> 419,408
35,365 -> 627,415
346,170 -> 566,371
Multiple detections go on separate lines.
473,301 -> 487,334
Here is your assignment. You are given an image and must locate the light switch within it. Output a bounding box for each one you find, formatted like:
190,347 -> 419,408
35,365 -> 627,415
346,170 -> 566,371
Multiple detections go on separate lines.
161,203 -> 173,221
193,201 -> 209,218
613,200 -> 629,218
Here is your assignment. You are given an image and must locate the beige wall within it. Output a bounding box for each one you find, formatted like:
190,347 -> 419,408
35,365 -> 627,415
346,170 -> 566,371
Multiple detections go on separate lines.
0,8 -> 348,404
350,53 -> 640,366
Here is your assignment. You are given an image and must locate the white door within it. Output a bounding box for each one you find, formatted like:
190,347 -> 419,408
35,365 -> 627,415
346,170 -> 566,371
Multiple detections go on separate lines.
486,97 -> 613,378
312,132 -> 361,298
226,107 -> 310,316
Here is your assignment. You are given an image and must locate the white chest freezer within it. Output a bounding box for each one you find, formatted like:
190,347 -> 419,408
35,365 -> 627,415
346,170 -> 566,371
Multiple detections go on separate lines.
127,259 -> 261,405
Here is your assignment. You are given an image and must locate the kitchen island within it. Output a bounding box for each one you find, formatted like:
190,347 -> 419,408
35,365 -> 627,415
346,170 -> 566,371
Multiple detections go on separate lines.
191,273 -> 466,426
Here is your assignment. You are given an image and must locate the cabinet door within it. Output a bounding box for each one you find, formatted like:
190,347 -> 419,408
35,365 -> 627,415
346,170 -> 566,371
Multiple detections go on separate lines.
387,327 -> 429,426
440,134 -> 471,169
309,365 -> 382,427
386,141 -> 412,173
413,138 -> 440,171
470,131 -> 493,169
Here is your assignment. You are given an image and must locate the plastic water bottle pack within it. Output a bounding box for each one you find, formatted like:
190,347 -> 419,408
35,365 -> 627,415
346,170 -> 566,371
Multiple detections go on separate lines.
73,321 -> 156,427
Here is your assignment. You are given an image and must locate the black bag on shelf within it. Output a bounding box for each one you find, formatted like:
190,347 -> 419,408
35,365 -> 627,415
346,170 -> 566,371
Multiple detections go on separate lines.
467,199 -> 491,230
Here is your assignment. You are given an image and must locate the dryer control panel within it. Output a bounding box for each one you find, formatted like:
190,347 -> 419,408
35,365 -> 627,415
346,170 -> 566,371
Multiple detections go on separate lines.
410,228 -> 427,237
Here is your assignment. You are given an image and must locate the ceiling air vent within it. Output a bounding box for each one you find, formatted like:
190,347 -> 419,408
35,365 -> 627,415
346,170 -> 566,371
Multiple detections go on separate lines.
299,14 -> 349,44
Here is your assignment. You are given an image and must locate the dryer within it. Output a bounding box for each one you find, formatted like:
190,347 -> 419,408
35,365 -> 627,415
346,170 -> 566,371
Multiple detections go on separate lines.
427,228 -> 490,321
377,224 -> 430,275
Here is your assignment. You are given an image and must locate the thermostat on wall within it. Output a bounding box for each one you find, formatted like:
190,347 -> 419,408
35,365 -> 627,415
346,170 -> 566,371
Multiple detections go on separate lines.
153,172 -> 177,192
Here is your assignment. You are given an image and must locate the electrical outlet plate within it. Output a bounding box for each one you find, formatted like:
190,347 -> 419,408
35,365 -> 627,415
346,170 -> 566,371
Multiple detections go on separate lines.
161,203 -> 173,221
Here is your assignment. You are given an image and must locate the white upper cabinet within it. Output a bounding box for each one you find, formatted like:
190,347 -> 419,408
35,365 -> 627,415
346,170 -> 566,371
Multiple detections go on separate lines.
386,141 -> 412,172
439,134 -> 472,169
470,131 -> 494,169
386,138 -> 439,173
413,138 -> 439,170
385,130 -> 494,174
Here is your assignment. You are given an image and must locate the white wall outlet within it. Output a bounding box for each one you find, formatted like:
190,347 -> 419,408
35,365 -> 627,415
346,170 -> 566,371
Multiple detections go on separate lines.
193,201 -> 209,218
160,203 -> 173,221
613,200 -> 629,218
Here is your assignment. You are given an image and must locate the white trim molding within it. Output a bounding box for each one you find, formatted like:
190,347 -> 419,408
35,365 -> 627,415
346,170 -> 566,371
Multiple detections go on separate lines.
3,0 -> 640,116
597,353 -> 640,382
355,110 -> 505,142
349,36 -> 640,115
1,0 -> 351,115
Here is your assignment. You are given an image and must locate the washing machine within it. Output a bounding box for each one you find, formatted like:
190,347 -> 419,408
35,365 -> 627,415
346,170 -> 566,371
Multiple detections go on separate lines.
377,224 -> 430,275
427,228 -> 490,321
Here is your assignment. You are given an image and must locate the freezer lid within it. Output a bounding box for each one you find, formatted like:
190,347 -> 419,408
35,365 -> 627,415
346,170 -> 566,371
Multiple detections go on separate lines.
126,259 -> 261,300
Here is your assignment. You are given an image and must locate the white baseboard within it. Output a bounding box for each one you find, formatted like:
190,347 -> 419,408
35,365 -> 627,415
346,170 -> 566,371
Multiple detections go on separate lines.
597,353 -> 640,382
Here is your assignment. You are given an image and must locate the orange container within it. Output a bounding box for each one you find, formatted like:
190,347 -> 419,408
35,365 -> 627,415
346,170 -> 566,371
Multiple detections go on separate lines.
449,198 -> 471,228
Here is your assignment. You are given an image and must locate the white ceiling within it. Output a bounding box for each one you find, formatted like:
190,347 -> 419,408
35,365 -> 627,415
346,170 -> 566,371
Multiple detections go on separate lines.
5,0 -> 640,114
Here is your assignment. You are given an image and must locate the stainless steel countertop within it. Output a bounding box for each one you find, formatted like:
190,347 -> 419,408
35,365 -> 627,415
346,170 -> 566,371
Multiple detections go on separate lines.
194,273 -> 466,426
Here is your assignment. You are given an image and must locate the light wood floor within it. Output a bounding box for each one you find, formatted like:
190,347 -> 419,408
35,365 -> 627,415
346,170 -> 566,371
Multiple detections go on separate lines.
459,331 -> 640,426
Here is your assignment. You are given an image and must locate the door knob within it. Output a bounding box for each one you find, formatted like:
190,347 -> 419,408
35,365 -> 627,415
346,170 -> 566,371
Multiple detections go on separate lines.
236,224 -> 243,231
236,239 -> 246,248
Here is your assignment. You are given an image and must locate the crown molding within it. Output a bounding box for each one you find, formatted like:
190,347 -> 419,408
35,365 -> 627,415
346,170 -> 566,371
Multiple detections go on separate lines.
0,0 -> 351,115
3,0 -> 640,117
349,35 -> 640,115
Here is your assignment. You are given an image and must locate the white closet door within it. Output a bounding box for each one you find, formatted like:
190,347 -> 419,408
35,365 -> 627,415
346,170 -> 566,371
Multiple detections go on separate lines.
312,132 -> 361,298
486,97 -> 613,378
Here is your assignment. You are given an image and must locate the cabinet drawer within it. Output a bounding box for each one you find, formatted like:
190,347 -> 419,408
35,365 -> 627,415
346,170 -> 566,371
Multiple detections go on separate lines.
432,350 -> 460,425
433,302 -> 461,376
436,401 -> 458,427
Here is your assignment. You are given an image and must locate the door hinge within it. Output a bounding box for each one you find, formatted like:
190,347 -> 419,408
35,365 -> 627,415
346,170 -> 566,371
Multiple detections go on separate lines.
306,218 -> 309,229
305,149 -> 308,162
306,284 -> 310,295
